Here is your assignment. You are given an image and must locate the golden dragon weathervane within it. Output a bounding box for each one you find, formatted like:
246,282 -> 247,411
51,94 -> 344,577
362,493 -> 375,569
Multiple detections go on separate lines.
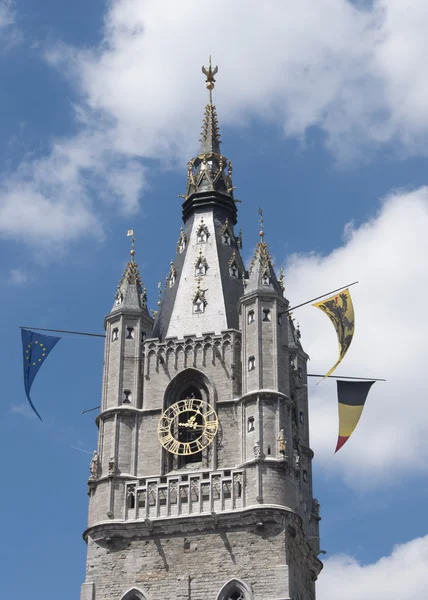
202,56 -> 218,103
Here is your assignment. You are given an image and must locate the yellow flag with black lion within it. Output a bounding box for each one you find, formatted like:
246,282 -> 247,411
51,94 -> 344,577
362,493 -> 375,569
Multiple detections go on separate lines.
313,288 -> 355,379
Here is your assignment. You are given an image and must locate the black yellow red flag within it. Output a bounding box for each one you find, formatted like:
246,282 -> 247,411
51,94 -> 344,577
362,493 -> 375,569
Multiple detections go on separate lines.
336,380 -> 375,452
313,288 -> 355,379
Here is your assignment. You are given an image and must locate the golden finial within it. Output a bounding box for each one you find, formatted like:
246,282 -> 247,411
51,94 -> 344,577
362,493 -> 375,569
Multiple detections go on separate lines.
202,56 -> 218,104
258,208 -> 264,239
127,229 -> 135,261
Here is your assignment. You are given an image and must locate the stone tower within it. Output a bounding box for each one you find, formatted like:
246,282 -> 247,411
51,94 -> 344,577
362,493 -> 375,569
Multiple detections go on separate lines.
81,63 -> 322,600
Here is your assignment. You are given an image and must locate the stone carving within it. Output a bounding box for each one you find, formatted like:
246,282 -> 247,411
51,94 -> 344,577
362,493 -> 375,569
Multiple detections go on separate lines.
89,451 -> 99,479
108,456 -> 116,476
312,498 -> 320,517
293,449 -> 300,468
253,441 -> 261,459
278,429 -> 287,457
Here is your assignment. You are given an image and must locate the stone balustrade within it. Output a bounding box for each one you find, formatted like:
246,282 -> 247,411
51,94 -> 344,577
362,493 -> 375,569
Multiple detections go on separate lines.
125,468 -> 244,521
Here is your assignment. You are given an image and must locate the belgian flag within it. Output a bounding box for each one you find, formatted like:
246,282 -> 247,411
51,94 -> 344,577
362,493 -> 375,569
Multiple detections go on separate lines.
336,380 -> 375,452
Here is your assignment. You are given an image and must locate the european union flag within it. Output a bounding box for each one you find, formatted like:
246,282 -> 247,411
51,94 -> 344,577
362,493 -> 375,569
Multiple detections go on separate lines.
21,328 -> 61,421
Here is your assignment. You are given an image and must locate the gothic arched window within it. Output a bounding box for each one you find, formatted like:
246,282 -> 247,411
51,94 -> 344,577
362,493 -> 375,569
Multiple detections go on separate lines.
216,579 -> 252,600
120,588 -> 148,600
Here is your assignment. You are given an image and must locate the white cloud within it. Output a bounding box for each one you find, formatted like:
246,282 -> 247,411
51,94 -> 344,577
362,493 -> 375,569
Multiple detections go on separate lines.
10,402 -> 37,420
0,1 -> 19,48
0,0 -> 14,29
9,268 -> 27,284
284,187 -> 428,486
4,0 -> 428,244
0,131 -> 145,245
317,535 -> 428,600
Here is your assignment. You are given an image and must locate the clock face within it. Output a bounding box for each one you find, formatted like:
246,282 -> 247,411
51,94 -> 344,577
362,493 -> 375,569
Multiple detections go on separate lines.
158,397 -> 218,455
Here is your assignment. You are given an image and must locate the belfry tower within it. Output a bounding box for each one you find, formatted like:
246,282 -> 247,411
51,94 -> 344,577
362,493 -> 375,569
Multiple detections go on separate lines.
81,63 -> 322,600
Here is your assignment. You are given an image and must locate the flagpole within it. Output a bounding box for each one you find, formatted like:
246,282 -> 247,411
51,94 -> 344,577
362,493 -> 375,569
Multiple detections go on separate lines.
280,281 -> 359,315
19,326 -> 106,339
81,405 -> 101,414
307,373 -> 385,381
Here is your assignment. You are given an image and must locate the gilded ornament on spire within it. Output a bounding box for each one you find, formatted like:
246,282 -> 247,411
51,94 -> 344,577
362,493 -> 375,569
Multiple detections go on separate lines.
202,56 -> 218,101
181,60 -> 236,202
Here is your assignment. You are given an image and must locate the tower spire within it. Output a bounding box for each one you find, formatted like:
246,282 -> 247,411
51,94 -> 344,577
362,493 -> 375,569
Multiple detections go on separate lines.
110,230 -> 149,315
183,59 -> 236,217
245,211 -> 284,296
200,57 -> 221,155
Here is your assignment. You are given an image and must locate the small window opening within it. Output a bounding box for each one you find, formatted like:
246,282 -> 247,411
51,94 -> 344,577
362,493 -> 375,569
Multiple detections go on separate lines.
190,483 -> 199,502
193,297 -> 205,314
195,263 -> 206,276
235,482 -> 242,498
123,390 -> 132,404
202,485 -> 210,501
248,416 -> 255,432
267,445 -> 271,456
262,274 -> 270,286
278,314 -> 282,326
229,264 -> 238,278
262,309 -> 271,322
299,411 -> 304,424
112,328 -> 119,341
222,232 -> 231,245
141,331 -> 146,344
224,482 -> 232,499
298,366 -> 303,379
127,493 -> 135,509
248,310 -> 255,324
126,327 -> 134,340
197,232 -> 207,243
248,356 -> 256,371
303,470 -> 308,482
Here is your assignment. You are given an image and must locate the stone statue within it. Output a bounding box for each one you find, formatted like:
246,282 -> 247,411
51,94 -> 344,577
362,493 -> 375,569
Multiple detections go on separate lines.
89,451 -> 99,479
277,429 -> 287,456
312,498 -> 320,516
108,456 -> 116,476
253,441 -> 261,459
293,449 -> 300,468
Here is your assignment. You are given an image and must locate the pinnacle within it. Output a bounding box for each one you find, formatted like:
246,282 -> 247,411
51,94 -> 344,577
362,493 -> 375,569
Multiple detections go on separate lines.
199,104 -> 221,155
112,259 -> 148,314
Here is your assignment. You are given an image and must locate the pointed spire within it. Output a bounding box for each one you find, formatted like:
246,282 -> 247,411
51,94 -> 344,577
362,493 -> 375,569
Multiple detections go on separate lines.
181,60 -> 236,216
200,103 -> 221,155
245,211 -> 284,296
111,231 -> 149,314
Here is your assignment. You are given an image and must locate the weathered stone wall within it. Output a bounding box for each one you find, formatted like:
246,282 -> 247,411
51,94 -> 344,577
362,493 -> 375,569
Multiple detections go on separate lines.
83,511 -> 319,600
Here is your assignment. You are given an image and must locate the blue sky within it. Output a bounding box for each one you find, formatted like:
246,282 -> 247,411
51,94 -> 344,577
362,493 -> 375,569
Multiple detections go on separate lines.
1,1 -> 428,598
